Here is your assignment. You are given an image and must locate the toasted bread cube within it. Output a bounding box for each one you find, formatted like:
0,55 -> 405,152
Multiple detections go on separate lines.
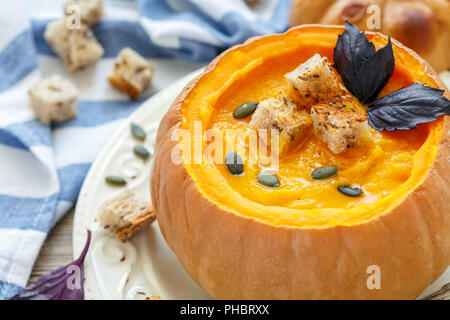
250,97 -> 311,153
44,19 -> 104,72
64,0 -> 103,26
98,190 -> 155,242
28,75 -> 79,125
108,48 -> 154,99
311,96 -> 371,154
285,54 -> 347,107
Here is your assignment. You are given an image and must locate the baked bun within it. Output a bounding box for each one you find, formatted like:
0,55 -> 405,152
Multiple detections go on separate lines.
289,0 -> 450,72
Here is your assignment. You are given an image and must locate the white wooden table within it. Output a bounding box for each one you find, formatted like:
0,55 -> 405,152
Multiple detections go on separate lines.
28,209 -> 74,285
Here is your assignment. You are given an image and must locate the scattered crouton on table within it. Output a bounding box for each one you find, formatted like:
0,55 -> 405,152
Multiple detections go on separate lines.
44,18 -> 104,72
108,47 -> 154,99
28,75 -> 79,125
64,0 -> 104,26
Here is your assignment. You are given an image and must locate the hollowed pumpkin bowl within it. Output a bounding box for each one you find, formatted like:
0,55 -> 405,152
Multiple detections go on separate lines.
150,25 -> 450,300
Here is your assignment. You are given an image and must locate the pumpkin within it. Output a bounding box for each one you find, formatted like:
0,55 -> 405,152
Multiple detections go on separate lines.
150,25 -> 450,299
289,0 -> 450,72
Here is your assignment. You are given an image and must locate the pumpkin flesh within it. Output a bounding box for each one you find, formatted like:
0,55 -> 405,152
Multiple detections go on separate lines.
180,27 -> 445,228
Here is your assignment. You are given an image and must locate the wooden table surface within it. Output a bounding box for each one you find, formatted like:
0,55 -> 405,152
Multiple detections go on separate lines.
28,209 -> 74,286
28,208 -> 449,299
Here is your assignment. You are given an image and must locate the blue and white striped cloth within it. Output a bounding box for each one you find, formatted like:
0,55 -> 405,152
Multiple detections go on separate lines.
0,0 -> 291,299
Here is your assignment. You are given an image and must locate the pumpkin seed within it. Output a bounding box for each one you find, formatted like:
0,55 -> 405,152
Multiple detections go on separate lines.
133,145 -> 151,159
225,151 -> 244,175
130,122 -> 146,141
311,166 -> 338,180
257,172 -> 279,188
105,175 -> 127,186
338,185 -> 363,197
233,102 -> 258,119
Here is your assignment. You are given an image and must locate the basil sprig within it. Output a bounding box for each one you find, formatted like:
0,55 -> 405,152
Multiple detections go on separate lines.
334,21 -> 395,105
334,22 -> 450,131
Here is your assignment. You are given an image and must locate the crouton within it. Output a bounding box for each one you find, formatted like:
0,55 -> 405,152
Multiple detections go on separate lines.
28,75 -> 79,125
311,96 -> 371,154
44,19 -> 104,72
108,47 -> 154,99
64,0 -> 103,26
285,54 -> 347,107
98,190 -> 155,242
249,97 -> 312,153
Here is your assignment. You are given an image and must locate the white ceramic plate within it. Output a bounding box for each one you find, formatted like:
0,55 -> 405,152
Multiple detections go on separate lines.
73,70 -> 450,300
73,68 -> 211,300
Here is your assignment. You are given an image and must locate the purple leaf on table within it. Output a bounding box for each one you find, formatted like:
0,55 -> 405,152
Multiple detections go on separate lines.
11,230 -> 91,300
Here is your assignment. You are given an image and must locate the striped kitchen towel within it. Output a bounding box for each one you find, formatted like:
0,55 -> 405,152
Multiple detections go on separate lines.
0,0 -> 291,299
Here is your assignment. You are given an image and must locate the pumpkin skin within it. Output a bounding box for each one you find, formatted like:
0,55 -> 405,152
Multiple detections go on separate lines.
150,25 -> 450,299
289,0 -> 450,72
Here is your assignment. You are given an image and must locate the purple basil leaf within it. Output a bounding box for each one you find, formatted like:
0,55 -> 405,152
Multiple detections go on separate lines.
355,38 -> 395,104
367,83 -> 450,131
333,21 -> 394,104
333,21 -> 375,95
11,230 -> 91,300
